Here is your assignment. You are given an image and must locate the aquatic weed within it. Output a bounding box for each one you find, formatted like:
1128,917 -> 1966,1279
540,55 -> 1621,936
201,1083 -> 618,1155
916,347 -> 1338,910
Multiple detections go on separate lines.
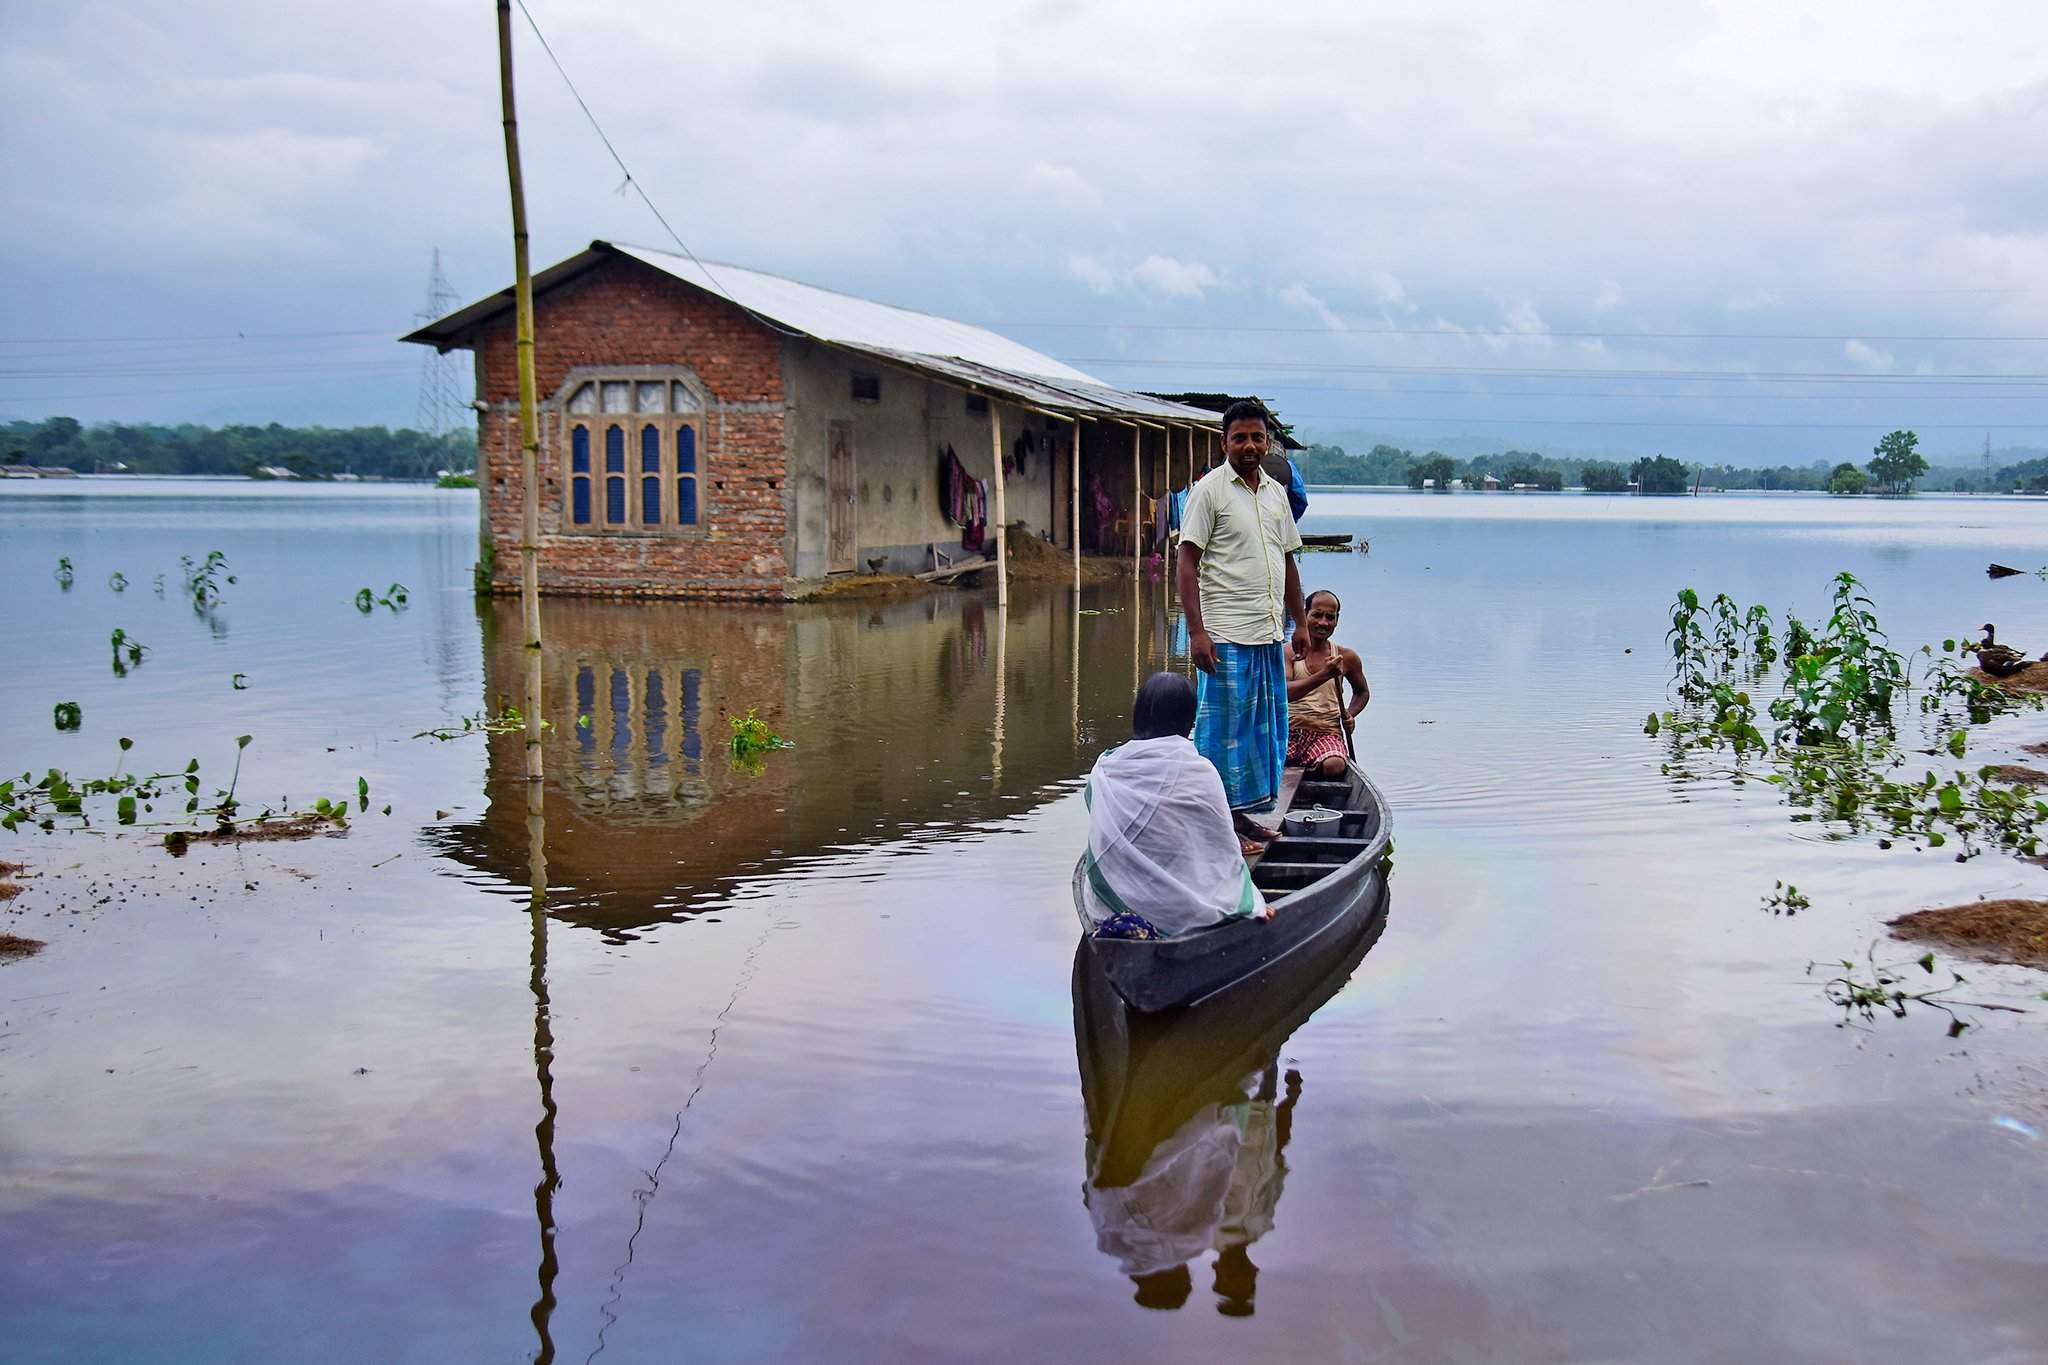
729,710 -> 793,771
109,628 -> 149,677
180,550 -> 235,611
1760,881 -> 1810,916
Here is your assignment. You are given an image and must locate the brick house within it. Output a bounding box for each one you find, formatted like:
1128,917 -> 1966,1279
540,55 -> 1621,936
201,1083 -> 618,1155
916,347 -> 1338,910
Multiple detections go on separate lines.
403,241 -> 1222,600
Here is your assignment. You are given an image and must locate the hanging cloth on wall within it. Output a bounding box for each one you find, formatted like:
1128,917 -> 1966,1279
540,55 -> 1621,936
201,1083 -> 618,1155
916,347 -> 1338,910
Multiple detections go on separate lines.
940,445 -> 973,528
962,477 -> 989,553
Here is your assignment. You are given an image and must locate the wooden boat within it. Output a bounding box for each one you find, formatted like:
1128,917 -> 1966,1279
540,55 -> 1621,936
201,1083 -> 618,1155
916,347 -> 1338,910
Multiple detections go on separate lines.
1073,878 -> 1388,1187
1071,761 -> 1392,1012
1299,532 -> 1355,549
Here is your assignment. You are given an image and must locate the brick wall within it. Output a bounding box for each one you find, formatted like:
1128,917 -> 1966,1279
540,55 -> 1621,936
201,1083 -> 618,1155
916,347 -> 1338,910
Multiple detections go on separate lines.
469,253 -> 792,600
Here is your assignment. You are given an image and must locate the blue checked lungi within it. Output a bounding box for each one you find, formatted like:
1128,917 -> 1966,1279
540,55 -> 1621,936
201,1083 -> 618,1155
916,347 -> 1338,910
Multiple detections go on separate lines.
1194,641 -> 1287,811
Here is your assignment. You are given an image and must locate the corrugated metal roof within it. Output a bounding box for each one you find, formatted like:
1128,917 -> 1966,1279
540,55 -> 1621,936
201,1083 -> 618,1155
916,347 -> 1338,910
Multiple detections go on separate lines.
402,241 -> 1218,428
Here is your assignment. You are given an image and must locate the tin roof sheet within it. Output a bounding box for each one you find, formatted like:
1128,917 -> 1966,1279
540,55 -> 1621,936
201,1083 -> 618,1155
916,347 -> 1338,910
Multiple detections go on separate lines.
403,241 -> 1217,427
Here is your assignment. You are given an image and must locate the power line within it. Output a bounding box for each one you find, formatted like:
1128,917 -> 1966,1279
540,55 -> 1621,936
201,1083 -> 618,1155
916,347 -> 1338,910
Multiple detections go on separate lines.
0,329 -> 394,345
996,321 -> 2048,342
1182,381 -> 2048,402
510,0 -> 807,341
1069,357 -> 2048,384
1280,412 -> 2048,430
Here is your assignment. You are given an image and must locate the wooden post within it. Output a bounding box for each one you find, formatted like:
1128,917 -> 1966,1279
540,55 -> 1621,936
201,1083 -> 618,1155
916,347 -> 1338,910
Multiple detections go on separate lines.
498,0 -> 544,793
1130,422 -> 1141,578
1070,418 -> 1080,590
992,597 -> 1007,790
989,401 -> 1008,606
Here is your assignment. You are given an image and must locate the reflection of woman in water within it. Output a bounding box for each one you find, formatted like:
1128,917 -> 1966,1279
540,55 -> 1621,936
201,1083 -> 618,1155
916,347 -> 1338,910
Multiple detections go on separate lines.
1083,1063 -> 1302,1314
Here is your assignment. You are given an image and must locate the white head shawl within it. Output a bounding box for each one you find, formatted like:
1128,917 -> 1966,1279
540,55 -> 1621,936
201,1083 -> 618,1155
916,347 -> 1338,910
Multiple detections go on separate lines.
1081,734 -> 1257,937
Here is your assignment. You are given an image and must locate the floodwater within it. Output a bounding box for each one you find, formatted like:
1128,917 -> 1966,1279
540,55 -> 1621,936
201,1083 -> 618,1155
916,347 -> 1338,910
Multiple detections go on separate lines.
3,479 -> 2046,1364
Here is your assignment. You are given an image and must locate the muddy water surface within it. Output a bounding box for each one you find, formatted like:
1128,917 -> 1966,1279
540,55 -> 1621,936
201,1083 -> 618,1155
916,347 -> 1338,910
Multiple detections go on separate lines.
3,480 -> 2046,1363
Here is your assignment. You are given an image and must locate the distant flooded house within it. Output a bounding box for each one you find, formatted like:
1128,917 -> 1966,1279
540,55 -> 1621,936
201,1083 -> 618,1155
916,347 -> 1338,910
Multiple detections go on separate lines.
403,241 -> 1222,600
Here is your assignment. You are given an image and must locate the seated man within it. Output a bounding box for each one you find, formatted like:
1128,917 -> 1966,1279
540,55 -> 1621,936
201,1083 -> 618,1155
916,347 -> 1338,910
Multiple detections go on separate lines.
1285,589 -> 1369,779
1081,673 -> 1265,938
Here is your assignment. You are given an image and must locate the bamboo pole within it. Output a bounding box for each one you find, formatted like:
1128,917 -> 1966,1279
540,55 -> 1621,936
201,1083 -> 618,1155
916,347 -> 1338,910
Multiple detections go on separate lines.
498,0 -> 544,791
989,402 -> 1008,607
525,776 -> 557,1364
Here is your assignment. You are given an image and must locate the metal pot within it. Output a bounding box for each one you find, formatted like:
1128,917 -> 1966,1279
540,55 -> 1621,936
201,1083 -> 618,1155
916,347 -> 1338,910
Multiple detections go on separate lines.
1281,805 -> 1343,838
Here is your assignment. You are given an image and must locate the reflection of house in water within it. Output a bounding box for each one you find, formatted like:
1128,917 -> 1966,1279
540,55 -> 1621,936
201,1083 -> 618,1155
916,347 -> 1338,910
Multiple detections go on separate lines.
434,585 -> 1175,933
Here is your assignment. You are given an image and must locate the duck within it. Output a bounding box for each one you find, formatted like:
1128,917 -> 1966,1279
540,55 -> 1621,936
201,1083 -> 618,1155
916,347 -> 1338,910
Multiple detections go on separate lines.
1970,623 -> 2032,677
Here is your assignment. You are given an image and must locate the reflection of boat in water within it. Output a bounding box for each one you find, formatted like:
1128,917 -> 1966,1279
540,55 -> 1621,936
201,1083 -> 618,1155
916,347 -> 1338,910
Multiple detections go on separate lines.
1073,879 -> 1388,1313
1073,761 -> 1392,1011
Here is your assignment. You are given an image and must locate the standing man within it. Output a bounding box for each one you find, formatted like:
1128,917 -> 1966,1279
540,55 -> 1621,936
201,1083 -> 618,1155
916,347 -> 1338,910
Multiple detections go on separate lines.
1179,401 -> 1308,853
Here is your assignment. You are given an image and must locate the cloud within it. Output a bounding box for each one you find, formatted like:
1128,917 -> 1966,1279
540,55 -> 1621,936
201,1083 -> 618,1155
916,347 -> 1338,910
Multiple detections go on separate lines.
1278,283 -> 1345,330
1065,254 -> 1119,295
1066,253 -> 1218,301
1366,271 -> 1410,310
3,0 -> 2047,458
1844,339 -> 1897,371
1127,255 -> 1219,300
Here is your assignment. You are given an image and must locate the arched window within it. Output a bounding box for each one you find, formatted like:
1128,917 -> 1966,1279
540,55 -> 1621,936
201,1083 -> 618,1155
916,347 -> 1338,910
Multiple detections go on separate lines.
560,374 -> 708,534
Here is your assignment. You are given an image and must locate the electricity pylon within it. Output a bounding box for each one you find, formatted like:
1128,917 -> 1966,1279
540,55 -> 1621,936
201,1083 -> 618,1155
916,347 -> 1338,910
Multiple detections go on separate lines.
413,249 -> 467,463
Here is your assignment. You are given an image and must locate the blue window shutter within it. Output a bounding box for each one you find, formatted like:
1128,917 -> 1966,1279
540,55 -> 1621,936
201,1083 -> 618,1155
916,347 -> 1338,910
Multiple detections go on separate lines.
677,424 -> 696,473
641,423 -> 661,472
641,475 -> 661,524
571,425 -> 590,473
572,477 -> 591,524
677,476 -> 697,525
606,475 -> 626,524
605,424 -> 624,472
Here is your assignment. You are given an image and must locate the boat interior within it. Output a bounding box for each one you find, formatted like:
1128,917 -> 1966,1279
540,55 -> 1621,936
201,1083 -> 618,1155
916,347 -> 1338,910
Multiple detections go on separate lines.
1246,765 -> 1383,902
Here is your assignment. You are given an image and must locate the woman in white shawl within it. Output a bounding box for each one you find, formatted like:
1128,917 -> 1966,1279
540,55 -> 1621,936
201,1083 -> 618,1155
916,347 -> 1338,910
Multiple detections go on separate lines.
1082,672 -> 1265,937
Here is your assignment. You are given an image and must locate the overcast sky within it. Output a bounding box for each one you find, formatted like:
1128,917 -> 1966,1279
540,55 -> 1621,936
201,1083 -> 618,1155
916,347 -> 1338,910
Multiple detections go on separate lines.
4,0 -> 2046,462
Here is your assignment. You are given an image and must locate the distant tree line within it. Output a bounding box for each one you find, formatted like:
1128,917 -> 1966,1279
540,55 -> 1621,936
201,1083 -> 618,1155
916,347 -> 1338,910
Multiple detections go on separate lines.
2,416 -> 477,481
1297,429 -> 2046,494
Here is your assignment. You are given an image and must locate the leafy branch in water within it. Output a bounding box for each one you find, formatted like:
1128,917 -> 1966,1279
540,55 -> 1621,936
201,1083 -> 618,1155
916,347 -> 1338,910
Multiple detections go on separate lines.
354,582 -> 411,613
52,701 -> 82,732
1809,943 -> 2027,1036
412,702 -> 539,741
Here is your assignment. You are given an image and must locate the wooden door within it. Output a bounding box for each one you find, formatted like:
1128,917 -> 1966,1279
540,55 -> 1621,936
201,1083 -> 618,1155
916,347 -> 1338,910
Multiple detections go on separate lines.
827,420 -> 856,573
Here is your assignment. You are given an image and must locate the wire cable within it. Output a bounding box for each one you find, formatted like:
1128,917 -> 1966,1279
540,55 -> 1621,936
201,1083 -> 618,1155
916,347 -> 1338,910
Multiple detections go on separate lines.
511,0 -> 808,340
